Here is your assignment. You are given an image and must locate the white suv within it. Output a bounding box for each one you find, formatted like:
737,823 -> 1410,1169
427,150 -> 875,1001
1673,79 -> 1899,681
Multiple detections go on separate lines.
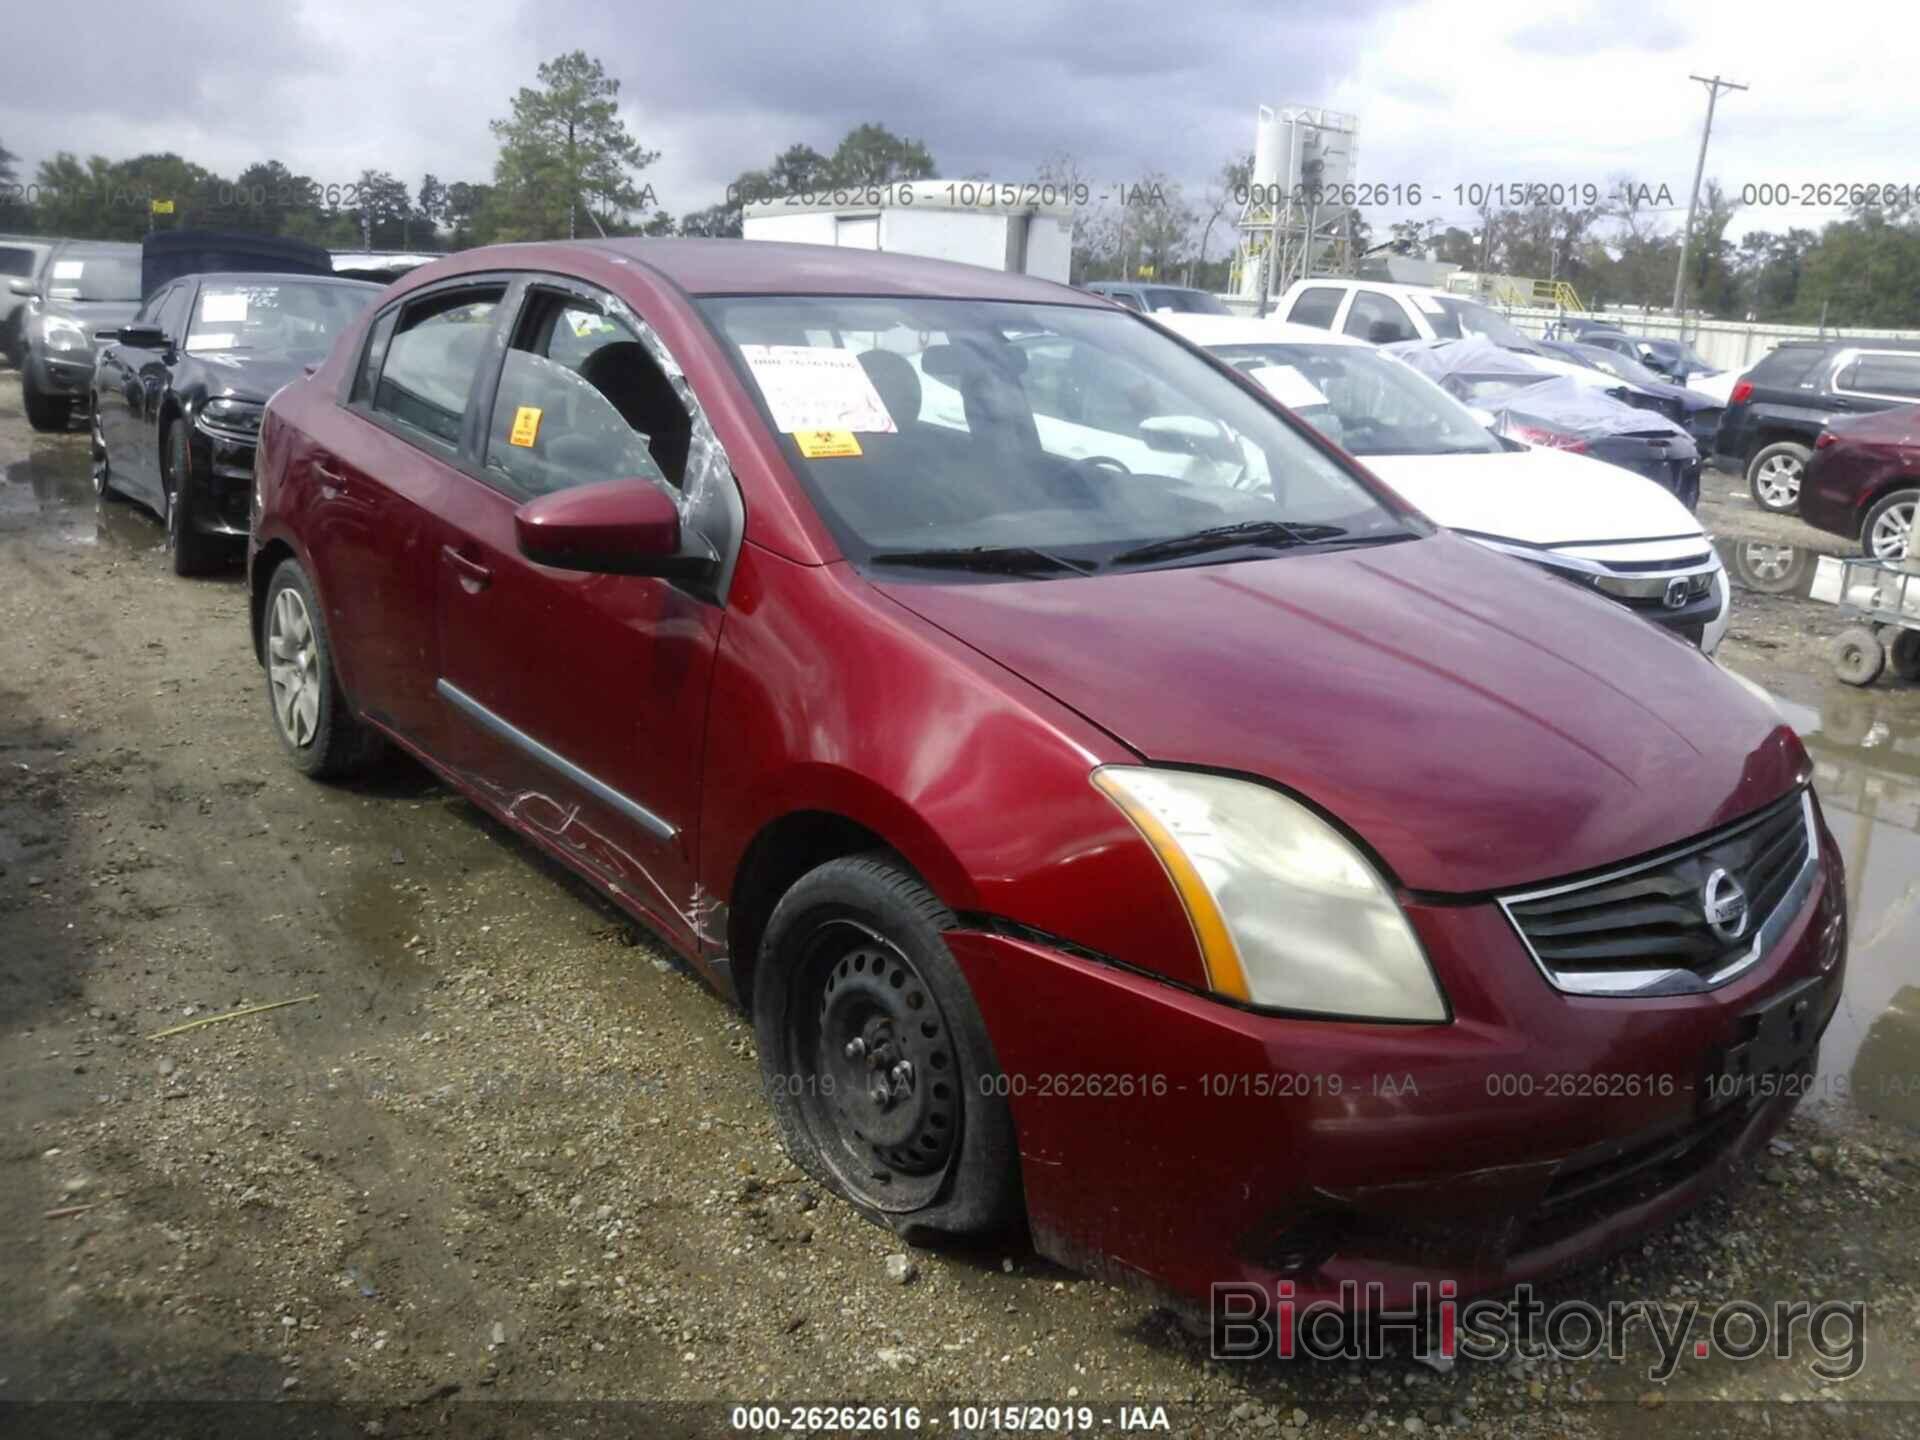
1160,314 -> 1731,654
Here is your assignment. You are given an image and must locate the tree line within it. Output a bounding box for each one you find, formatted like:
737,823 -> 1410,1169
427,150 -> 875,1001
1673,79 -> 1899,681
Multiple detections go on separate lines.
3,51 -> 1917,328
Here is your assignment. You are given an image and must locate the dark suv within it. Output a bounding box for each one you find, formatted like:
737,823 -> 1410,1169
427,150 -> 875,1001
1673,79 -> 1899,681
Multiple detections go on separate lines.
1715,340 -> 1920,513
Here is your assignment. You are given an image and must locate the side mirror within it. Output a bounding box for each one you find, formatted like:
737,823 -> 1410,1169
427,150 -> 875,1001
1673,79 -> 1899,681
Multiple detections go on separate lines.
8,279 -> 34,298
514,478 -> 713,579
115,324 -> 169,349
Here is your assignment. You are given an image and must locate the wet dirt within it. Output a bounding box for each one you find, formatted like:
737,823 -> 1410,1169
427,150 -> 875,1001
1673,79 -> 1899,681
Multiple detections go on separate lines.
1,382 -> 1917,1437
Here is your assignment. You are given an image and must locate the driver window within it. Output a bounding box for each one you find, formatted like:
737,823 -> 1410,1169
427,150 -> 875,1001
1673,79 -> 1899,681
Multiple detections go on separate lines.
484,295 -> 691,497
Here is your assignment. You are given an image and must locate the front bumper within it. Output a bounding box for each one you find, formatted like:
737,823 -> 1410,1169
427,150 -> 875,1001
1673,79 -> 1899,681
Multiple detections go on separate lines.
950,818 -> 1844,1315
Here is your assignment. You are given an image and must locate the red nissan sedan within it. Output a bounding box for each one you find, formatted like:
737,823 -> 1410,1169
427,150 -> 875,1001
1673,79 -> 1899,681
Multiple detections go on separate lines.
1800,404 -> 1920,560
248,240 -> 1847,1318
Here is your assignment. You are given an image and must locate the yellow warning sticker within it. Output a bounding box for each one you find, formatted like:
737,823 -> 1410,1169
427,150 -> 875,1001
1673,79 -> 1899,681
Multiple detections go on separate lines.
793,429 -> 863,458
509,406 -> 543,448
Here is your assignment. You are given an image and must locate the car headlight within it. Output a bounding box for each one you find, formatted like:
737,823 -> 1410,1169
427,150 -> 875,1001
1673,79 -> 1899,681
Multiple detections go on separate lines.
1092,766 -> 1446,1021
198,398 -> 264,437
42,315 -> 91,352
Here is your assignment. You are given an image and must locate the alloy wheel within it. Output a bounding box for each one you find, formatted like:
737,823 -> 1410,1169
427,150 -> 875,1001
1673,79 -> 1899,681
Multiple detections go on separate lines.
267,587 -> 321,748
89,410 -> 110,496
1753,454 -> 1802,508
791,918 -> 960,1211
1869,501 -> 1914,561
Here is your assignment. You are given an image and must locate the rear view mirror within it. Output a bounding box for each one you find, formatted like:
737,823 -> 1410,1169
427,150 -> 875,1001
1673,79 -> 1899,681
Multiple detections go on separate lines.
515,478 -> 714,579
1140,414 -> 1239,463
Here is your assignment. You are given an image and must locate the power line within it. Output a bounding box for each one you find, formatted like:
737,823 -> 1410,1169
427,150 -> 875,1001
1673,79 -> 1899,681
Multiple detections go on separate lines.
1672,73 -> 1749,321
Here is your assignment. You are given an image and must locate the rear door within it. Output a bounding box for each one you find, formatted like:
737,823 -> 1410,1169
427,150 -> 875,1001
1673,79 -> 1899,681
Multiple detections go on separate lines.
307,279 -> 509,745
428,276 -> 725,949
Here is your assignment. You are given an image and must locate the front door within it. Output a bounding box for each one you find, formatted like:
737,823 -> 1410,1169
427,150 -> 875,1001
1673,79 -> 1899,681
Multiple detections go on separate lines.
430,281 -> 724,952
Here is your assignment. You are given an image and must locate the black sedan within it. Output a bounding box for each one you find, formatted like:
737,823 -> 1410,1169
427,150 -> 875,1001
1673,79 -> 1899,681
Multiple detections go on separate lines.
90,273 -> 380,573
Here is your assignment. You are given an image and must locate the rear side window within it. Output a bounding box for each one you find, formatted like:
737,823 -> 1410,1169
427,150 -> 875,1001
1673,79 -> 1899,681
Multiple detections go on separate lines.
483,294 -> 689,495
1343,290 -> 1418,344
1106,289 -> 1144,312
371,289 -> 504,446
1748,346 -> 1828,389
0,246 -> 35,278
1286,286 -> 1343,329
1837,352 -> 1920,400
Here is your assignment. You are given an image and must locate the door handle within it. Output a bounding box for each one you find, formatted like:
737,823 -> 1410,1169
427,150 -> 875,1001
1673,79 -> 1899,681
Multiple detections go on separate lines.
312,460 -> 347,498
442,545 -> 493,592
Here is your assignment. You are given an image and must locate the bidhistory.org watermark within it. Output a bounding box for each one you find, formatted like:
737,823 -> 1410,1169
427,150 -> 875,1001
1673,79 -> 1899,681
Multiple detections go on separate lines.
1212,1280 -> 1867,1382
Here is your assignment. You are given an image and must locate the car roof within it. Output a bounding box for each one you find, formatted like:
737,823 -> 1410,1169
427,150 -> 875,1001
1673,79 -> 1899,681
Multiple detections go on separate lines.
185,272 -> 382,290
1288,278 -> 1469,303
1155,313 -> 1368,348
554,237 -> 1100,304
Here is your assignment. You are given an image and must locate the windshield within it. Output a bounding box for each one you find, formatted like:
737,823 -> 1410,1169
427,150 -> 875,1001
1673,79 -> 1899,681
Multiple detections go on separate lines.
1141,287 -> 1230,315
186,281 -> 375,354
1203,342 -> 1501,457
1575,344 -> 1667,389
1426,296 -> 1535,350
45,249 -> 141,302
702,296 -> 1419,572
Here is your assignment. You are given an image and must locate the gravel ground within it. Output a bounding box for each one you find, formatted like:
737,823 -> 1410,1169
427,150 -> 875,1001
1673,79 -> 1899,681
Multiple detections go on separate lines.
1,380 -> 1916,1439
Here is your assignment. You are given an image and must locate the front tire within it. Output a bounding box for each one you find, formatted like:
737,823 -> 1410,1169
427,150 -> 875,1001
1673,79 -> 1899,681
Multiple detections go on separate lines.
22,369 -> 72,432
1861,488 -> 1917,561
263,558 -> 385,779
753,853 -> 1020,1239
1747,441 -> 1810,513
163,421 -> 223,576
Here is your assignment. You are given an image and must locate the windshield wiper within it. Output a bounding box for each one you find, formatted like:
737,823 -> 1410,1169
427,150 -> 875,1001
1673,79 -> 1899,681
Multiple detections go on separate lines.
868,544 -> 1097,577
1106,520 -> 1351,569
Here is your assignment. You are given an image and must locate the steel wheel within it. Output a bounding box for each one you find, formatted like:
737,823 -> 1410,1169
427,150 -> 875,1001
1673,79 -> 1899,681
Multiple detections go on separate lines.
267,585 -> 322,748
1751,451 -> 1803,509
1868,499 -> 1914,560
790,918 -> 960,1212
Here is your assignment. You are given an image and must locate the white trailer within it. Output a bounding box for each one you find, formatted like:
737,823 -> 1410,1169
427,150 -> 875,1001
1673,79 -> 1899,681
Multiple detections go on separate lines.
742,181 -> 1074,284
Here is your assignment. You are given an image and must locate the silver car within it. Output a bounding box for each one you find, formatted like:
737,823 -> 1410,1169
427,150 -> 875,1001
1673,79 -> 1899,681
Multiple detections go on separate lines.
0,235 -> 53,368
19,239 -> 141,431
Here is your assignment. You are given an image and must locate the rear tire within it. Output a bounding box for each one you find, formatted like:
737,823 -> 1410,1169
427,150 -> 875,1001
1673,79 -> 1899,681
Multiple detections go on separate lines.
164,421 -> 224,576
1832,626 -> 1886,687
1747,441 -> 1810,513
1861,488 -> 1917,562
23,370 -> 72,432
262,558 -> 386,779
753,852 -> 1020,1240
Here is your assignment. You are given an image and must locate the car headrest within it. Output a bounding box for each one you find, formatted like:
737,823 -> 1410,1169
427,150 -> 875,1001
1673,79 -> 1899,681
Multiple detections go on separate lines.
857,348 -> 922,427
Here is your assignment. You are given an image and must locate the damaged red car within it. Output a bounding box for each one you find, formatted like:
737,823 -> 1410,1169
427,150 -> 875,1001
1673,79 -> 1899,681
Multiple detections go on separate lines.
249,239 -> 1848,1317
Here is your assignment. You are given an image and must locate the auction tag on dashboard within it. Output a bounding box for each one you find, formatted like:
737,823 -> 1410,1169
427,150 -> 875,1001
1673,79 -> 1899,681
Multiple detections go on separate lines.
1246,365 -> 1329,410
200,293 -> 250,324
793,429 -> 862,458
509,406 -> 543,448
52,260 -> 84,279
739,345 -> 897,434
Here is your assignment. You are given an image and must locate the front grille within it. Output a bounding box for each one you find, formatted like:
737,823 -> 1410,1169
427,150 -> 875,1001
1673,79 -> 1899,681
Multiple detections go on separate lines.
1500,790 -> 1816,996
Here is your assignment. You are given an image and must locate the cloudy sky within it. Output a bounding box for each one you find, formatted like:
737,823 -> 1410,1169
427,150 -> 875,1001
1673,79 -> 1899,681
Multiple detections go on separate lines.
0,0 -> 1905,250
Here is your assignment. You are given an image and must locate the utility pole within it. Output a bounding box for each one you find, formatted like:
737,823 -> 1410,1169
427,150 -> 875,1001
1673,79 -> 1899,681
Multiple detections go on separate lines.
1672,74 -> 1748,321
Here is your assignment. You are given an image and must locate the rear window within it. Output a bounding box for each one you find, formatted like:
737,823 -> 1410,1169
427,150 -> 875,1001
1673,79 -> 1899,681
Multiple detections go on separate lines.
1286,286 -> 1343,329
1748,346 -> 1828,388
0,246 -> 37,279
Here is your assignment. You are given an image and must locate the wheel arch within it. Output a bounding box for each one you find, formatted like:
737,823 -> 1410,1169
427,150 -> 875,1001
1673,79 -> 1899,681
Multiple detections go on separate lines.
722,780 -> 978,1012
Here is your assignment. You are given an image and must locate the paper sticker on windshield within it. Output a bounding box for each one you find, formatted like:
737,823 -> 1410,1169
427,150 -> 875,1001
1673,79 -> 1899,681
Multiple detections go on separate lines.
200,293 -> 249,324
1411,294 -> 1446,314
52,260 -> 84,279
509,406 -> 543,448
1246,365 -> 1329,410
793,429 -> 862,459
740,345 -> 897,434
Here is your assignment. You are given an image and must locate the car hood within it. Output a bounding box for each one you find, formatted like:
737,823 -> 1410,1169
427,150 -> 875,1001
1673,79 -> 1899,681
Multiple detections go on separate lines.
182,347 -> 328,403
874,532 -> 1802,894
1358,448 -> 1705,549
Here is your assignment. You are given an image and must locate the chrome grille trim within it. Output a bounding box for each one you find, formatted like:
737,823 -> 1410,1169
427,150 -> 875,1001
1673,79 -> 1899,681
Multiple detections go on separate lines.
1497,790 -> 1819,998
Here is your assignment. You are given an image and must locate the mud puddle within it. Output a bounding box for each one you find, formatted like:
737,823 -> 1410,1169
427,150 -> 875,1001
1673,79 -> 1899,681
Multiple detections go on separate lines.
1750,676 -> 1920,1130
1,437 -> 160,550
